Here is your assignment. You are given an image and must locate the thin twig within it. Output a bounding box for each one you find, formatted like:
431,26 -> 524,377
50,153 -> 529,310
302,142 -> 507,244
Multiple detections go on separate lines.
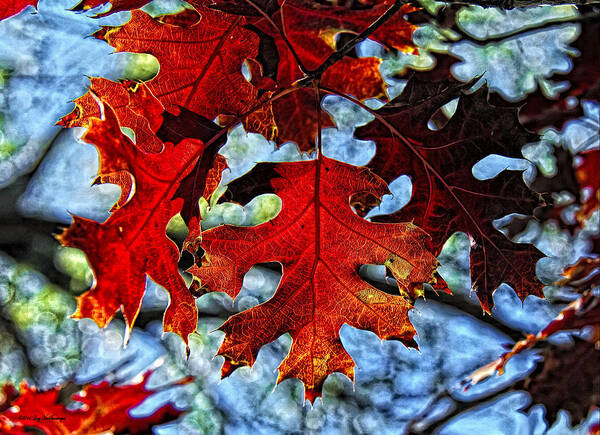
404,382 -> 516,434
243,0 -> 309,74
306,0 -> 406,79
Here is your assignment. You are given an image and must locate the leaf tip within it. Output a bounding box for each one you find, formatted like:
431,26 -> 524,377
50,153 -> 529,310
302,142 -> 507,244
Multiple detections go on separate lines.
220,359 -> 244,379
303,388 -> 322,406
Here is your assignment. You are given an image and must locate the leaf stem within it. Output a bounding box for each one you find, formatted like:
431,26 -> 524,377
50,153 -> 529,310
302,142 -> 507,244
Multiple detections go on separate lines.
243,0 -> 309,74
314,80 -> 323,156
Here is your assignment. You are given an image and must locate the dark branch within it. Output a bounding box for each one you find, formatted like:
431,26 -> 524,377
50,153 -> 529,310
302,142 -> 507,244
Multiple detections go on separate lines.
404,383 -> 516,434
306,0 -> 405,80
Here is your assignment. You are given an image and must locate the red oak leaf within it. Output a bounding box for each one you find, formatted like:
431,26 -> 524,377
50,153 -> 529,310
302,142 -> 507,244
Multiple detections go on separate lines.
189,156 -> 444,402
89,0 -> 412,150
95,7 -> 263,128
60,78 -> 164,153
57,100 -> 204,346
355,78 -> 545,311
0,372 -> 192,434
0,0 -> 36,20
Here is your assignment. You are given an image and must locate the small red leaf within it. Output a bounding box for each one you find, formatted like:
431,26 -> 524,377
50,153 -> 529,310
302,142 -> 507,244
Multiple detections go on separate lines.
0,372 -> 192,434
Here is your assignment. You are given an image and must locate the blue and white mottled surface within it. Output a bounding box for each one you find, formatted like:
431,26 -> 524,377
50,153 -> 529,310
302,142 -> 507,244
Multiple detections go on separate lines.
0,0 -> 133,188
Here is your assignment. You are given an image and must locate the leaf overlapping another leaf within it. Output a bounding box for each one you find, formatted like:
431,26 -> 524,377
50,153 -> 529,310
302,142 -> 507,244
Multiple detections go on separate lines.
57,99 -> 205,347
18,0 -> 579,409
94,6 -> 265,135
190,156 -> 445,402
354,78 -> 547,310
91,0 -> 416,151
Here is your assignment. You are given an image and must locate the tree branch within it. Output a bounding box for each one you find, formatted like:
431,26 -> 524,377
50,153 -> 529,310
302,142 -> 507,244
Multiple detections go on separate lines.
404,383 -> 517,434
306,0 -> 405,79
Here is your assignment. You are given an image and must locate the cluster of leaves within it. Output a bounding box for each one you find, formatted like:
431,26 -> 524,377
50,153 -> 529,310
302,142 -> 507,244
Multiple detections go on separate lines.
0,0 -> 598,428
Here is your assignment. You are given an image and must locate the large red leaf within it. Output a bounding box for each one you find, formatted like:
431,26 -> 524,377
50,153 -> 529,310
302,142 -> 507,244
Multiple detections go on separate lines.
94,7 -> 263,128
0,372 -> 192,434
90,0 -> 414,150
189,156 -> 445,402
57,99 -> 205,346
0,0 -> 36,21
355,78 -> 546,311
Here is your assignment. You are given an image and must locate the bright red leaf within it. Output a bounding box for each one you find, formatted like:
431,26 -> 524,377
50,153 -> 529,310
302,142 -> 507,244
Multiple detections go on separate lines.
95,7 -> 263,129
91,0 -> 414,151
57,99 -> 205,346
190,155 -> 445,402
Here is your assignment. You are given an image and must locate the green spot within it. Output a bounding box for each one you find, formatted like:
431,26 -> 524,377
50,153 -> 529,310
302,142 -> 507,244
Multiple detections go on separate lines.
55,247 -> 93,286
246,194 -> 281,225
123,53 -> 159,82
